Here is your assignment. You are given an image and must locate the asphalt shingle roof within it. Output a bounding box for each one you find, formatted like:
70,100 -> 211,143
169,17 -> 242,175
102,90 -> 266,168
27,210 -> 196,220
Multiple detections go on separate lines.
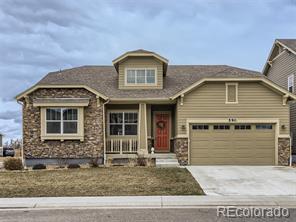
37,65 -> 262,99
277,39 -> 296,53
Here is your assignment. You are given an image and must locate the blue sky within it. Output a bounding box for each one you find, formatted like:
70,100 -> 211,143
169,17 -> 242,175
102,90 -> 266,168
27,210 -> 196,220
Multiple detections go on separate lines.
0,0 -> 296,142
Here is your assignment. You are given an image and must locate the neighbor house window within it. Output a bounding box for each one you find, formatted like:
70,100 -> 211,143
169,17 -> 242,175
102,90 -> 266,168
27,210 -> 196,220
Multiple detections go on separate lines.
46,108 -> 78,134
288,74 -> 294,93
109,112 -> 138,136
126,68 -> 156,85
226,83 -> 238,103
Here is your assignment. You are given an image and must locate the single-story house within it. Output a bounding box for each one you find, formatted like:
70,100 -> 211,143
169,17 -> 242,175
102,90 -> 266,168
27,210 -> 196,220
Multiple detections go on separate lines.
16,49 -> 296,166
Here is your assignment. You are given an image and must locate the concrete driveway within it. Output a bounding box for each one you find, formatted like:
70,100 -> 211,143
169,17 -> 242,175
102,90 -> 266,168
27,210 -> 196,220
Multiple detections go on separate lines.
186,166 -> 296,196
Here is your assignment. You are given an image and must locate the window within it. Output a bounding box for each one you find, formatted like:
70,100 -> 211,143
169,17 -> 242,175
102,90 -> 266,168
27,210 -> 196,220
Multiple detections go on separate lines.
256,124 -> 273,130
126,68 -> 156,85
109,112 -> 138,136
235,125 -> 251,130
213,125 -> 230,130
288,75 -> 294,93
192,124 -> 209,130
226,83 -> 238,103
46,108 -> 78,134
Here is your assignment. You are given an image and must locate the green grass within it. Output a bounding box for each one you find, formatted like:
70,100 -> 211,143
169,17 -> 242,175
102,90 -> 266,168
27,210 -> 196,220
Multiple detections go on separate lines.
0,167 -> 204,197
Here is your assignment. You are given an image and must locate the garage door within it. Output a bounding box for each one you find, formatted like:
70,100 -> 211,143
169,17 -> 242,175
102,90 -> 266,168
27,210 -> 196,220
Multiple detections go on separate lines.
190,123 -> 275,165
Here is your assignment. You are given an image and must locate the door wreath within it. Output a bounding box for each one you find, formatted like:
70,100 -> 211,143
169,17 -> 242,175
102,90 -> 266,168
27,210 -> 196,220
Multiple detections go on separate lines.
156,120 -> 166,129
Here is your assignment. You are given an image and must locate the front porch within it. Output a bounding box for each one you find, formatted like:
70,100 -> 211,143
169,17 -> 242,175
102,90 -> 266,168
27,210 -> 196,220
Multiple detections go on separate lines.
105,103 -> 179,166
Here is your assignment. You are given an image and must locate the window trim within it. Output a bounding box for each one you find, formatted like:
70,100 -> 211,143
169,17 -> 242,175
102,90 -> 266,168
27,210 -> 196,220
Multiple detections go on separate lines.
41,107 -> 84,141
225,83 -> 238,104
125,67 -> 157,86
107,110 -> 139,137
288,74 -> 294,93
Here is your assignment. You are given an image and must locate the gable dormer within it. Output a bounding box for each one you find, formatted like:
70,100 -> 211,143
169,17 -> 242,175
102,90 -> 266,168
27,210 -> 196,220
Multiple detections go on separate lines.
112,49 -> 168,89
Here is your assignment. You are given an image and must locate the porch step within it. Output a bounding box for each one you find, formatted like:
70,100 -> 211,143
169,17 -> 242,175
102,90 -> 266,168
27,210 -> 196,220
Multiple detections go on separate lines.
154,153 -> 180,168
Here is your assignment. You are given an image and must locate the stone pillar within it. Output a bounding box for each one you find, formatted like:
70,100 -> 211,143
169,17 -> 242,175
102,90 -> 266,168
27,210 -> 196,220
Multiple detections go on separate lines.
138,103 -> 148,155
174,138 -> 189,165
278,137 -> 291,166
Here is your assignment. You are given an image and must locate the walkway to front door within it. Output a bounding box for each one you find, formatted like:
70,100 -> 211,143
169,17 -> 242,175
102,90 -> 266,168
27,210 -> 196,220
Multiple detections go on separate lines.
154,112 -> 170,152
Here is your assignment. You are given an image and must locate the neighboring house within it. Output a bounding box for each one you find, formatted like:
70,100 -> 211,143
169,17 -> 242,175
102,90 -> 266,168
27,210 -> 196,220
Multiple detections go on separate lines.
16,49 -> 296,166
263,39 -> 296,155
0,133 -> 3,157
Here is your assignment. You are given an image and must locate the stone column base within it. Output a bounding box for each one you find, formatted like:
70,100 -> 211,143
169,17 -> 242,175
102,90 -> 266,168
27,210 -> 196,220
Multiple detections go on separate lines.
278,137 -> 291,166
174,138 -> 188,165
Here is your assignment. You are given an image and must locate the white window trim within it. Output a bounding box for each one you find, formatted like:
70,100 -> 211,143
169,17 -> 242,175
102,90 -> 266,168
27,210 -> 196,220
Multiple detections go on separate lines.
41,107 -> 84,141
225,83 -> 238,104
125,67 -> 157,86
288,74 -> 294,93
107,110 -> 139,137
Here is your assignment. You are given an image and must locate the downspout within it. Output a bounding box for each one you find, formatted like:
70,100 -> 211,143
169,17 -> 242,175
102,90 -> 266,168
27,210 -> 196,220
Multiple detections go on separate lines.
17,100 -> 25,169
102,99 -> 110,165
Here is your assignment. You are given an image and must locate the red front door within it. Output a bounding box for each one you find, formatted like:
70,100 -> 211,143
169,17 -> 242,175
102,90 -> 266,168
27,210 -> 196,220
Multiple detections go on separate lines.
155,113 -> 170,152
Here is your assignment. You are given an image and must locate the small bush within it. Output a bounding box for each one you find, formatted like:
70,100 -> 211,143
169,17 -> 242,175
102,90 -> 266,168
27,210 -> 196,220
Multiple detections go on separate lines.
89,157 -> 100,167
67,164 -> 80,169
4,158 -> 23,171
32,164 -> 46,170
137,157 -> 147,166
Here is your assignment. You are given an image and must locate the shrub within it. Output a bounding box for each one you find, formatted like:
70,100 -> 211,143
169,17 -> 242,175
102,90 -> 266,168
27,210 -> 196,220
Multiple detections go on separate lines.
67,164 -> 80,169
32,164 -> 46,170
137,157 -> 147,166
4,158 -> 23,171
89,157 -> 100,167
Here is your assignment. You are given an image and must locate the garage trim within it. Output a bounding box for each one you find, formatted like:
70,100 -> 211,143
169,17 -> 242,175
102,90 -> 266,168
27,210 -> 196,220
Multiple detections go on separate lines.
185,118 -> 282,165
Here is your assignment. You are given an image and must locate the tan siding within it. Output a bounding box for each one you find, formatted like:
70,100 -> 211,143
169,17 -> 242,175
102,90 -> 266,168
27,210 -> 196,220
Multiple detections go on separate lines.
177,82 -> 289,135
266,50 -> 296,152
266,51 -> 296,91
118,57 -> 163,89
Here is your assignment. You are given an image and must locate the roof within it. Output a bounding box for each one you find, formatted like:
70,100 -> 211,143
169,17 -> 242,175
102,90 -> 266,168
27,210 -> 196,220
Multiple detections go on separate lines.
277,39 -> 296,53
17,65 -> 264,100
263,39 -> 296,75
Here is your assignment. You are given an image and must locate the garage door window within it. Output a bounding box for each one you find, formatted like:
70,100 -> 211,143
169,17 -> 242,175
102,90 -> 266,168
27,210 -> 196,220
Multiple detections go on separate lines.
235,125 -> 251,130
213,125 -> 230,130
192,124 -> 209,130
256,124 -> 273,130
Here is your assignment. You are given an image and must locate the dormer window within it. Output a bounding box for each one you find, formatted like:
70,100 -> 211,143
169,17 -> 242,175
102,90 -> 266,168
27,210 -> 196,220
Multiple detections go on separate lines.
126,68 -> 156,85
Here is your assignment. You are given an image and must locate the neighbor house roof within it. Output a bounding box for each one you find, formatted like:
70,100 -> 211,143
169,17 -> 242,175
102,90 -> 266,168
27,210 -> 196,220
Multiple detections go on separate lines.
263,39 -> 296,75
277,39 -> 296,53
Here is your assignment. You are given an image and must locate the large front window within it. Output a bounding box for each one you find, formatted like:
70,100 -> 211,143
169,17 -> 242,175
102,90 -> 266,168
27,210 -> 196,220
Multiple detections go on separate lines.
46,108 -> 78,134
109,112 -> 138,135
126,68 -> 156,85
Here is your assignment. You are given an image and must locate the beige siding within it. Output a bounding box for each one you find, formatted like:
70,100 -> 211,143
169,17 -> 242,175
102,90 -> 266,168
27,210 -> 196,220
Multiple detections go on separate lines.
177,82 -> 289,135
266,50 -> 296,152
266,50 -> 296,90
118,57 -> 163,89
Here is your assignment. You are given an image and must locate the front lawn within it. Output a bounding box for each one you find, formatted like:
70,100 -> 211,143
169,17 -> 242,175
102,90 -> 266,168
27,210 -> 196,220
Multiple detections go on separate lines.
0,167 -> 204,197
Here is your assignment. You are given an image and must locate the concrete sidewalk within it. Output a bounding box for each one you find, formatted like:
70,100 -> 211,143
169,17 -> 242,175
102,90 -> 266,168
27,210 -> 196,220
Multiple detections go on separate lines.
1,196 -> 296,209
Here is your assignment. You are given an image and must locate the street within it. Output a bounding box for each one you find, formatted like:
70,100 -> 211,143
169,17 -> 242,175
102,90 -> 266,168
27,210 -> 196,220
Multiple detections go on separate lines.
0,208 -> 295,222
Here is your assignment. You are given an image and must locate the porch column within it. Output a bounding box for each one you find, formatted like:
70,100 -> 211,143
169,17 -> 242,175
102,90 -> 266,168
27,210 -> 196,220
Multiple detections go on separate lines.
138,103 -> 148,155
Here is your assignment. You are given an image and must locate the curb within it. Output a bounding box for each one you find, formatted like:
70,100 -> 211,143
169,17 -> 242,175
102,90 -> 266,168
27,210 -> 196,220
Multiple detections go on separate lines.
1,196 -> 296,209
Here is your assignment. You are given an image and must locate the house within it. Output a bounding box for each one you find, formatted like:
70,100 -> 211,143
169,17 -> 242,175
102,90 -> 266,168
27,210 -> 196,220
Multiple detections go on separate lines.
16,49 -> 296,166
263,39 -> 296,156
0,133 -> 3,157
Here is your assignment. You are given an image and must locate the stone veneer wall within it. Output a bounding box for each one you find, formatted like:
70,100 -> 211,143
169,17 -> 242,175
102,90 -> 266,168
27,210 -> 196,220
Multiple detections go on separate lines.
22,88 -> 104,161
174,138 -> 188,165
278,137 -> 291,166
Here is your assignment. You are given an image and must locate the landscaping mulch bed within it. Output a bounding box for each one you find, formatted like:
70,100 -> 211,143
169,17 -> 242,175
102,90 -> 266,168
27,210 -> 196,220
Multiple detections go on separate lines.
0,167 -> 204,197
